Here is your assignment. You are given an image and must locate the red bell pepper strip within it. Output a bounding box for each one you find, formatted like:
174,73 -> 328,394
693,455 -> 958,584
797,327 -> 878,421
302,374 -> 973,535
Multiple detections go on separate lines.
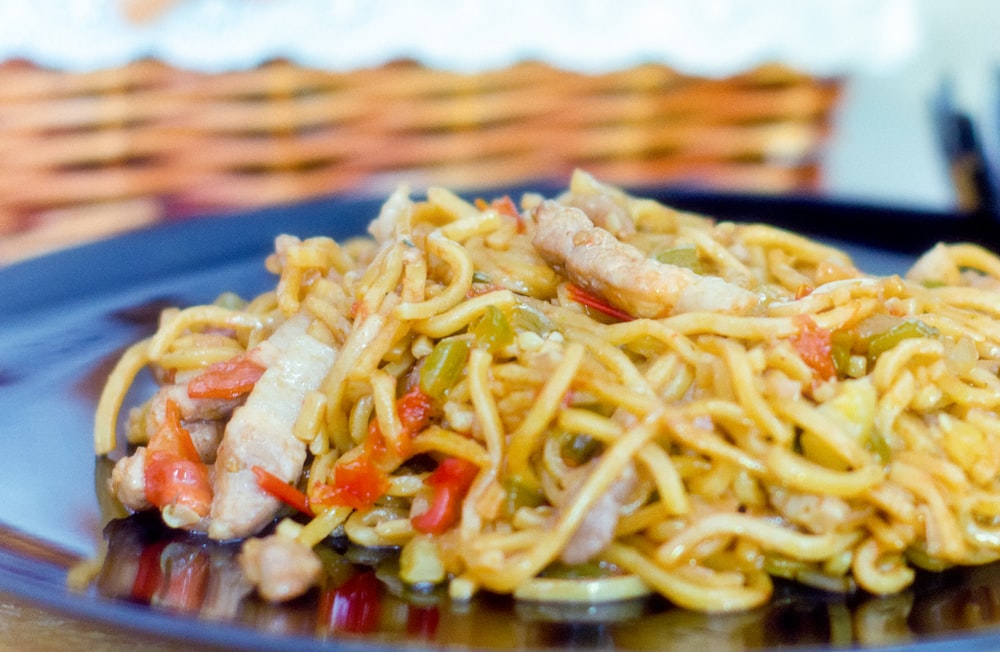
791,314 -> 836,381
412,457 -> 480,534
144,399 -> 213,516
147,399 -> 200,462
252,465 -> 315,517
187,354 -> 266,400
391,385 -> 435,458
144,453 -> 214,517
313,386 -> 435,512
565,283 -> 635,322
313,454 -> 390,512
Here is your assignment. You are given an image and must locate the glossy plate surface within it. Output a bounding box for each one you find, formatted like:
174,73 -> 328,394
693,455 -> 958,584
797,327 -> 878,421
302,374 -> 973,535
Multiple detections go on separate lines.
1,188 -> 999,651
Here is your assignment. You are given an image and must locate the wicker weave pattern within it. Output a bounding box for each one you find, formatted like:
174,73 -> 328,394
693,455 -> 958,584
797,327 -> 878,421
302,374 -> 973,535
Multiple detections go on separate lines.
0,59 -> 840,262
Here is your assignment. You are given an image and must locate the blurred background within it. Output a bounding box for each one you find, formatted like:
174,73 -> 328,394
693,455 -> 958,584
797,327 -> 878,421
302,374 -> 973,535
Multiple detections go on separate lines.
0,0 -> 996,263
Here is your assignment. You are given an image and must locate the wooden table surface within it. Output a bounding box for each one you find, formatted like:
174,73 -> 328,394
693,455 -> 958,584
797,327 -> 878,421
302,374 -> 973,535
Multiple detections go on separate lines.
0,591 -> 234,652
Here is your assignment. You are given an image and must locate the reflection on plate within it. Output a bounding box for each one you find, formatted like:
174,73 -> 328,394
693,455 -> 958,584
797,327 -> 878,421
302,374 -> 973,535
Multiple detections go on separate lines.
2,187 -> 1000,651
88,508 -> 1000,650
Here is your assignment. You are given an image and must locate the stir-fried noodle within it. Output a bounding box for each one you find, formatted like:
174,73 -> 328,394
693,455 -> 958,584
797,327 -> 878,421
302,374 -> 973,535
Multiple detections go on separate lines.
95,171 -> 1000,612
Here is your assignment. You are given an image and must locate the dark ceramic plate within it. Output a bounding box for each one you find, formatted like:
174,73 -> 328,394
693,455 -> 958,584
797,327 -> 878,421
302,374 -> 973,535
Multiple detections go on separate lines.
2,187 -> 1000,651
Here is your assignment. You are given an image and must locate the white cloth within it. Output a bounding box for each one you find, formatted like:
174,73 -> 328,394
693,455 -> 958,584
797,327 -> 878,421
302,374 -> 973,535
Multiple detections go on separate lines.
0,0 -> 917,75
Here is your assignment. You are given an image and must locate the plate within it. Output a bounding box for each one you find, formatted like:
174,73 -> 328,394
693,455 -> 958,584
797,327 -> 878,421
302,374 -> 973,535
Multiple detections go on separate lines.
2,187 -> 1000,651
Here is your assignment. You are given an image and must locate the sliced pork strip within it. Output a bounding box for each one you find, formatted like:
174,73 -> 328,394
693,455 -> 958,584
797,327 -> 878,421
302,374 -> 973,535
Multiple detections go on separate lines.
208,315 -> 337,540
532,201 -> 758,318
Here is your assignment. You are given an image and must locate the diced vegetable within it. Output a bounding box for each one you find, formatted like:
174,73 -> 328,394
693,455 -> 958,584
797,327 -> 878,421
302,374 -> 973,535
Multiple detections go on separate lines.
143,398 -> 213,516
399,535 -> 446,585
868,430 -> 892,465
187,354 -> 266,400
472,305 -> 514,353
830,330 -> 856,377
412,457 -> 479,534
143,453 -> 213,516
419,338 -> 470,399
316,453 -> 391,512
866,319 -> 938,363
509,302 -> 554,335
147,399 -> 200,462
252,465 -> 314,517
791,314 -> 835,381
799,378 -> 879,470
502,477 -> 546,516
654,244 -> 701,272
540,560 -> 614,579
395,386 -> 436,453
559,433 -> 603,466
315,386 -> 436,511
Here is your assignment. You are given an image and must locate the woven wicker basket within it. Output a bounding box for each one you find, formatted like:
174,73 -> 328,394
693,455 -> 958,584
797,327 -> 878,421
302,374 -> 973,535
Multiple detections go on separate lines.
0,59 -> 841,263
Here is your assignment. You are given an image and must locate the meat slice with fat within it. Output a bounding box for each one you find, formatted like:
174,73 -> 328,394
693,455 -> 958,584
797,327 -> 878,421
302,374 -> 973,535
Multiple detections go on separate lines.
208,315 -> 337,540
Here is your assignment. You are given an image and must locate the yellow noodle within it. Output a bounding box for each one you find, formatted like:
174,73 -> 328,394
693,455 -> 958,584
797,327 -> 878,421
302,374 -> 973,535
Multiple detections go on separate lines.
774,400 -> 875,469
851,540 -> 915,595
513,573 -> 651,603
370,369 -> 403,453
147,305 -> 262,360
717,338 -> 794,445
394,233 -> 473,321
604,541 -> 772,613
297,506 -> 351,549
154,345 -> 244,371
410,425 -> 491,468
740,223 -> 853,267
635,443 -> 690,516
468,348 -> 505,465
437,208 -> 503,242
94,338 -> 152,455
767,447 -> 883,498
505,342 -> 585,488
414,290 -> 518,338
292,390 -> 327,444
656,512 -> 861,566
659,313 -> 797,339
